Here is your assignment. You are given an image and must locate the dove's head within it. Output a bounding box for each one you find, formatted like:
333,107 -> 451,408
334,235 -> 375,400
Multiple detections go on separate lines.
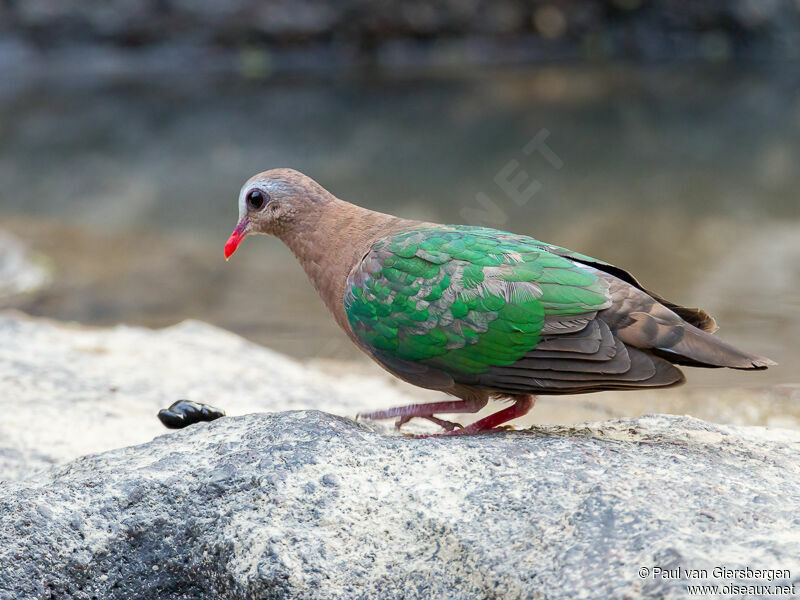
224,168 -> 333,259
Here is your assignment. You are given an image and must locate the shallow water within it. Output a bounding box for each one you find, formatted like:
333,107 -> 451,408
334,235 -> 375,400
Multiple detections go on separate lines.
1,65 -> 798,389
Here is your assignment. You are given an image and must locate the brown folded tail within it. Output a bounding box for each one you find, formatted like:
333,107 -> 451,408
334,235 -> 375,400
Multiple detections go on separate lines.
616,312 -> 776,370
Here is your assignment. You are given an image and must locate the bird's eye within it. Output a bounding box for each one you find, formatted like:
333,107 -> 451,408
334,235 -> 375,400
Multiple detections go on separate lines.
246,189 -> 268,211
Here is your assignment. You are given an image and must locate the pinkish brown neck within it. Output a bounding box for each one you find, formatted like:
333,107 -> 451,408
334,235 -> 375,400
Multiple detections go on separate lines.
277,198 -> 412,333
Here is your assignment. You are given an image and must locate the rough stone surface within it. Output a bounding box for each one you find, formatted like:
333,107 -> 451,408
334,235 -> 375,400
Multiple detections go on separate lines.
1,410 -> 799,599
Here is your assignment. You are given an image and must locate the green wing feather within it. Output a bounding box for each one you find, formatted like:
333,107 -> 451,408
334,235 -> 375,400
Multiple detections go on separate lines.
344,226 -> 611,375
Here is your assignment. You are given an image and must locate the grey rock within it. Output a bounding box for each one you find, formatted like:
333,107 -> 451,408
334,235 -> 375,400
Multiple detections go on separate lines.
1,410 -> 799,599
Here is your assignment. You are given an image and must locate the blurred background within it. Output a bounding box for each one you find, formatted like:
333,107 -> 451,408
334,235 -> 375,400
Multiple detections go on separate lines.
1,0 -> 798,418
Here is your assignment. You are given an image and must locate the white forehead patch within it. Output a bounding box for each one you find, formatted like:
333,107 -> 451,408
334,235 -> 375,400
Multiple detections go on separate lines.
237,187 -> 248,220
237,176 -> 295,219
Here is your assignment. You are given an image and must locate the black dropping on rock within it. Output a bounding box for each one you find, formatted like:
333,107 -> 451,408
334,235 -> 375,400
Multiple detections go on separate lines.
157,400 -> 225,429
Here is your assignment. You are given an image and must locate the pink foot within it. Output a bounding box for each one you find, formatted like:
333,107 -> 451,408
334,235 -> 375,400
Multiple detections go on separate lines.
358,398 -> 487,432
395,415 -> 463,432
414,396 -> 536,437
358,395 -> 535,436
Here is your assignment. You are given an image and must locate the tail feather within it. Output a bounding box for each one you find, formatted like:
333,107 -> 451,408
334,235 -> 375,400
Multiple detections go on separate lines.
616,312 -> 776,370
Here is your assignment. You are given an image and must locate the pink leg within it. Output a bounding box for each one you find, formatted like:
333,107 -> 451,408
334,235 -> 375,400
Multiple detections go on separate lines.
358,397 -> 488,431
435,395 -> 536,437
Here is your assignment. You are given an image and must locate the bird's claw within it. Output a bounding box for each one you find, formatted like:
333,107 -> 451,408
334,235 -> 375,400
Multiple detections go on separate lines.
395,415 -> 464,432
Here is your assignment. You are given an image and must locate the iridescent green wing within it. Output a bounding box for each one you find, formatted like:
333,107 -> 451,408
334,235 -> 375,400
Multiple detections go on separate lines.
469,226 -> 718,333
344,225 -> 611,377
